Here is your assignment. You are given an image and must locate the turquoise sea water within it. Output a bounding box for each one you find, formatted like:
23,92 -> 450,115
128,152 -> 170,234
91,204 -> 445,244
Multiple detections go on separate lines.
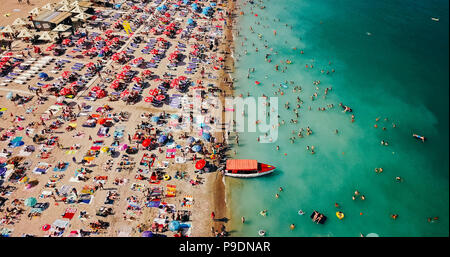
227,0 -> 449,236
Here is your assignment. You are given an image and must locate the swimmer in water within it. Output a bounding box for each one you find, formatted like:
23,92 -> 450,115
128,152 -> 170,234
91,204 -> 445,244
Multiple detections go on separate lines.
275,193 -> 279,199
298,210 -> 305,215
290,224 -> 295,230
260,210 -> 267,216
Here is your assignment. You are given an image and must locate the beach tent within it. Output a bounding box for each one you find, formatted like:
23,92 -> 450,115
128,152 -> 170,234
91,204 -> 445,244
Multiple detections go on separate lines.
12,18 -> 27,26
0,26 -> 15,34
17,29 -> 33,38
52,24 -> 71,32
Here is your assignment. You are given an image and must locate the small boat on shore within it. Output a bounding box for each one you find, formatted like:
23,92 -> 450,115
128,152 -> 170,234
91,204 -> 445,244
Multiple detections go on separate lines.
224,159 -> 275,178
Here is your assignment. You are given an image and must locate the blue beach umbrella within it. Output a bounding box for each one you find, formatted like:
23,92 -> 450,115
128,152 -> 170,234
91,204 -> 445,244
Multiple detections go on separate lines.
183,0 -> 190,4
187,18 -> 194,25
202,132 -> 211,141
151,116 -> 160,122
192,145 -> 201,152
6,92 -> 13,100
10,140 -> 24,148
169,221 -> 180,231
187,136 -> 195,144
171,114 -> 179,119
38,72 -> 48,79
0,167 -> 7,176
158,135 -> 167,143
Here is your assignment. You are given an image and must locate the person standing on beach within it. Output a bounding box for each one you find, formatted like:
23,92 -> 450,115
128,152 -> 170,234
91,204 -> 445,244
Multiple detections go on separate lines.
211,211 -> 215,220
241,217 -> 245,223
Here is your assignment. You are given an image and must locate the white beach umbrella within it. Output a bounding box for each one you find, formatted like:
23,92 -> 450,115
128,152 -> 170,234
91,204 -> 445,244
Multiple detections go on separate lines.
41,3 -> 54,11
74,12 -> 92,21
38,31 -> 56,41
0,25 -> 15,34
17,29 -> 33,38
70,5 -> 83,14
12,18 -> 27,26
59,0 -> 70,5
29,8 -> 40,15
58,5 -> 71,12
70,1 -> 80,7
52,24 -> 72,32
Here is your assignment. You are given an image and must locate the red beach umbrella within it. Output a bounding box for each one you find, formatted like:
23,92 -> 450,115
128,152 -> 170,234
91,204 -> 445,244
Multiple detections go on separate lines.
86,62 -> 95,68
62,39 -> 71,45
149,88 -> 159,96
156,95 -> 165,101
122,65 -> 131,70
120,89 -> 130,98
142,70 -> 152,76
142,138 -> 151,147
42,224 -> 51,231
144,96 -> 154,103
195,159 -> 206,170
61,71 -> 70,78
132,77 -> 141,83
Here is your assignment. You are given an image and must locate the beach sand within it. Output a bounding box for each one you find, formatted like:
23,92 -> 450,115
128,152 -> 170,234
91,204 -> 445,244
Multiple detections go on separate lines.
1,0 -> 236,237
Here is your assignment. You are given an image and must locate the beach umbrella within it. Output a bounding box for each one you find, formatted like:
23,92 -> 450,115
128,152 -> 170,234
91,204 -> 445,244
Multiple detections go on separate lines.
119,144 -> 128,151
10,140 -> 24,148
142,231 -> 154,237
42,224 -> 51,231
169,220 -> 180,232
195,159 -> 206,170
71,5 -> 83,14
53,24 -> 71,32
142,139 -> 152,148
156,95 -> 165,101
86,62 -> 95,68
187,18 -> 194,25
17,29 -> 33,38
62,39 -> 71,45
70,1 -> 80,7
38,32 -> 55,41
0,26 -> 15,34
38,72 -> 49,79
58,4 -> 71,12
61,71 -> 70,78
25,197 -> 37,207
149,88 -> 159,96
29,8 -> 40,15
46,44 -> 56,51
6,92 -> 13,100
192,145 -> 201,152
41,3 -> 54,11
158,135 -> 167,143
142,70 -> 152,76
59,0 -> 70,5
12,18 -> 27,27
151,116 -> 160,122
187,137 -> 195,144
132,77 -> 141,83
74,12 -> 91,20
202,132 -> 211,141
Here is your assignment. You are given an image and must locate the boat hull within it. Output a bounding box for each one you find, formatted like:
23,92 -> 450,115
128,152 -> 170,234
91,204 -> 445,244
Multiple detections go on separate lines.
224,169 -> 275,178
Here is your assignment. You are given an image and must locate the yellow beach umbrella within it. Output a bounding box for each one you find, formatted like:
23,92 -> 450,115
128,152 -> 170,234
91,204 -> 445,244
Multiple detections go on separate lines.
101,147 -> 109,153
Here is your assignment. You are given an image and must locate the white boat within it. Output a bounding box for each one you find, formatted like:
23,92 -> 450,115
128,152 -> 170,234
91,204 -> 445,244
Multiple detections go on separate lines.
431,17 -> 439,22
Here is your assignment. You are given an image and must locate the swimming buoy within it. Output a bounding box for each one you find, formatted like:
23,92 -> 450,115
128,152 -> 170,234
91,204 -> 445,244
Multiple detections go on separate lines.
258,230 -> 266,236
336,211 -> 344,220
255,81 -> 261,85
163,175 -> 171,181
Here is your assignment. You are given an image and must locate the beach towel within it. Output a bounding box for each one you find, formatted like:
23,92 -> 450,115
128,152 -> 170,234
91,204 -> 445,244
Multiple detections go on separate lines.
166,149 -> 176,159
62,208 -> 77,220
146,200 -> 161,208
32,162 -> 50,174
53,162 -> 69,172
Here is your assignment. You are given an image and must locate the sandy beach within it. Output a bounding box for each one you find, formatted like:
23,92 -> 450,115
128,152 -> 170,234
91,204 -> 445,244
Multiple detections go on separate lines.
1,0 -> 236,237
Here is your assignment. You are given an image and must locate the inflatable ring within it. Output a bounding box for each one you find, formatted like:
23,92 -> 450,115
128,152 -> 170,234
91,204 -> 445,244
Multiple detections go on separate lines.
258,230 -> 266,236
163,175 -> 171,181
336,211 -> 344,220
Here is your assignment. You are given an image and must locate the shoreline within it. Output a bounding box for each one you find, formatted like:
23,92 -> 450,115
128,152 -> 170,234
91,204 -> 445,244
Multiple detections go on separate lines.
207,0 -> 237,237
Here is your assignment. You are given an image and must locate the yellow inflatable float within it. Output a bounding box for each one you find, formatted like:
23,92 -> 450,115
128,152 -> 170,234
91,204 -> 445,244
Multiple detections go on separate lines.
336,211 -> 344,220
